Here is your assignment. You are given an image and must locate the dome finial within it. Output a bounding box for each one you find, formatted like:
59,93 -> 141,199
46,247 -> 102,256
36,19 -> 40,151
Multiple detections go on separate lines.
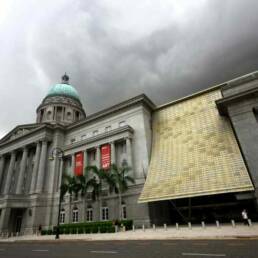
61,73 -> 69,84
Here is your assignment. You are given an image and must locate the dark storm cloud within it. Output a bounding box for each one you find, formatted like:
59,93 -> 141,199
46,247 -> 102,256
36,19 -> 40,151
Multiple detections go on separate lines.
0,0 -> 258,138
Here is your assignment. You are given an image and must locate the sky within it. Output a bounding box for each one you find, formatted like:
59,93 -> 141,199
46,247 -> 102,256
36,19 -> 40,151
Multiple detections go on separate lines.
0,0 -> 258,139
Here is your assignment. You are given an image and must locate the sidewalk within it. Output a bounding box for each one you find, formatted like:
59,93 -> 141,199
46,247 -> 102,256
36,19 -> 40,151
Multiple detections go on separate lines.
1,224 -> 258,242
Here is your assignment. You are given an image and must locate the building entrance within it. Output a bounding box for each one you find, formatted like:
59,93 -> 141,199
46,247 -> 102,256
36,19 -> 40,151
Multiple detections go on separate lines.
10,208 -> 25,233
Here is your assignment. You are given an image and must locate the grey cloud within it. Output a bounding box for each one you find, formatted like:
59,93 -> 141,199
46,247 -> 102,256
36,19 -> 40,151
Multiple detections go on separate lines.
0,0 -> 258,138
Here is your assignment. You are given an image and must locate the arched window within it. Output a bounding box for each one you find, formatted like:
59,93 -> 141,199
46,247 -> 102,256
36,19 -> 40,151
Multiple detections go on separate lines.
47,110 -> 52,120
67,111 -> 72,120
72,207 -> 79,223
60,209 -> 65,224
121,202 -> 127,220
87,205 -> 93,222
101,206 -> 109,221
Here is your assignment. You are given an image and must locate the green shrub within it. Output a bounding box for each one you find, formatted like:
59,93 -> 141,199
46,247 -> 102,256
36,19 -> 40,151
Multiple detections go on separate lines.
43,220 -> 132,235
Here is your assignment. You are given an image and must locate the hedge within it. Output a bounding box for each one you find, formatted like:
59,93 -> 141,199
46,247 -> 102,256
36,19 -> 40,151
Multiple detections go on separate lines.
41,220 -> 133,235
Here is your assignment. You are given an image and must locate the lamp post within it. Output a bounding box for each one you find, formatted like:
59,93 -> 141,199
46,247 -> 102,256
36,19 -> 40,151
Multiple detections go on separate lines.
50,147 -> 64,240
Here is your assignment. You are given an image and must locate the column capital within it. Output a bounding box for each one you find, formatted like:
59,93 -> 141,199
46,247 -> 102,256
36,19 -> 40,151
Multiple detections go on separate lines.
22,146 -> 29,152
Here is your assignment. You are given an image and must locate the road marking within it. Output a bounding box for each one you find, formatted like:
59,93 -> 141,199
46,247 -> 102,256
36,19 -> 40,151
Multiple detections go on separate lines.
182,253 -> 226,257
32,250 -> 49,252
90,251 -> 118,254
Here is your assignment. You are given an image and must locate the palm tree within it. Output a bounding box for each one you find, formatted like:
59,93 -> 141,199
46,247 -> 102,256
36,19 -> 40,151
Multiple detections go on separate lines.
60,173 -> 80,223
83,165 -> 108,221
108,164 -> 135,220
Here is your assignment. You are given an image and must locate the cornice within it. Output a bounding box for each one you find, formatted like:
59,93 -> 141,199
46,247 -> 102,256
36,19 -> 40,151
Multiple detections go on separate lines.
63,125 -> 134,151
216,87 -> 258,116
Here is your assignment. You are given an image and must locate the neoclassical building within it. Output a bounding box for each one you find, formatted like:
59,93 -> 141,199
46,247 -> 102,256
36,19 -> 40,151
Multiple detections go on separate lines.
0,71 -> 258,234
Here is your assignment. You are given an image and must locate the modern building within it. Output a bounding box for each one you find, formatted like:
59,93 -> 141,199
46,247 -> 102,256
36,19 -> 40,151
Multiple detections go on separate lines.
0,71 -> 258,234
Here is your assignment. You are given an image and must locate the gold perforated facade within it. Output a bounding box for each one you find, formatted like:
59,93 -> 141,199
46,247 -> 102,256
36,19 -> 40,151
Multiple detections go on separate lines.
139,89 -> 254,203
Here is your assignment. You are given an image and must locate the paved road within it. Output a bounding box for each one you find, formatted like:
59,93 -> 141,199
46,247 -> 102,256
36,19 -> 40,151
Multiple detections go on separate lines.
0,240 -> 257,258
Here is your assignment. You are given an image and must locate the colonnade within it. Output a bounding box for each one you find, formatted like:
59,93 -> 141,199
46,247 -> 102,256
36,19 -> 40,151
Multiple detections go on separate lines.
0,140 -> 49,195
69,137 -> 133,175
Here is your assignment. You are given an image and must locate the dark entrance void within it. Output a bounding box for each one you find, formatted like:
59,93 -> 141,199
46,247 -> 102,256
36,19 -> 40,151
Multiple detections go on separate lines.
149,192 -> 257,225
9,208 -> 26,233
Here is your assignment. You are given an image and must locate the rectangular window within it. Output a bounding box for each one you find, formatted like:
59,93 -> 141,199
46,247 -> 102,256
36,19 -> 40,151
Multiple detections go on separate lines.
60,211 -> 65,224
101,207 -> 109,221
89,150 -> 96,161
86,208 -> 93,222
72,209 -> 79,223
70,138 -> 76,144
122,205 -> 127,219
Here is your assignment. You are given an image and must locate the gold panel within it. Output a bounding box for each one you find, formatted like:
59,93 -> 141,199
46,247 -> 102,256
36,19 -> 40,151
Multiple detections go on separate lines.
139,89 -> 254,203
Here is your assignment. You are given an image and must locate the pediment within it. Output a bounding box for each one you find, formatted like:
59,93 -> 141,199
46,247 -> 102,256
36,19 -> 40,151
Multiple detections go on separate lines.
0,123 -> 43,144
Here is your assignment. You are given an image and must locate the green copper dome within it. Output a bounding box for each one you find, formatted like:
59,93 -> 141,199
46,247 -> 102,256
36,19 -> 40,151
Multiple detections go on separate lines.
46,83 -> 80,101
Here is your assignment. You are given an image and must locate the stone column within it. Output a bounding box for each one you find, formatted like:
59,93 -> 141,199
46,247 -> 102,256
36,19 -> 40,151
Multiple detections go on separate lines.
71,154 -> 75,176
126,138 -> 133,167
126,137 -> 135,177
96,146 -> 101,168
83,150 -> 87,175
35,141 -> 48,193
111,142 -> 116,166
30,142 -> 41,194
4,151 -> 16,194
0,155 -> 5,187
16,147 -> 28,194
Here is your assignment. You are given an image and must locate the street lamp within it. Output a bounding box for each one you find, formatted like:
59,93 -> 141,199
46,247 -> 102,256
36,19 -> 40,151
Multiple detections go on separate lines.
49,147 -> 64,240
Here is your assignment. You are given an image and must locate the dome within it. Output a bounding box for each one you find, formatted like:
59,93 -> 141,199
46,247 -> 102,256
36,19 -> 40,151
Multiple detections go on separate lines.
46,83 -> 80,101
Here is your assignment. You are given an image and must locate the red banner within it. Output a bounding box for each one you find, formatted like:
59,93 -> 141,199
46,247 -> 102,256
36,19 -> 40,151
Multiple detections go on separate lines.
101,144 -> 111,170
74,152 -> 84,176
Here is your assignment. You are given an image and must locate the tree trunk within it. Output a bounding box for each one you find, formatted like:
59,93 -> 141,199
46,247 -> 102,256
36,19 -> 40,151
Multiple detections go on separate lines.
83,195 -> 86,222
68,194 -> 72,223
118,191 -> 122,221
99,196 -> 102,221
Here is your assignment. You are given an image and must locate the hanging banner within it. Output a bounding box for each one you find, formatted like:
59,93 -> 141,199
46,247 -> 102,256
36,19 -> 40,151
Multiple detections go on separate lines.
101,144 -> 111,170
74,152 -> 84,176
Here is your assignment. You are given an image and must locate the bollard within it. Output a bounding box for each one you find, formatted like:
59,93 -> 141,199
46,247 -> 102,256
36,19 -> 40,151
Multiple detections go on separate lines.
176,223 -> 179,230
153,224 -> 156,231
201,221 -> 205,229
164,224 -> 167,231
188,222 -> 192,230
142,224 -> 145,232
115,225 -> 118,233
132,225 -> 135,232
123,226 -> 126,232
248,219 -> 252,227
216,220 -> 220,228
231,220 -> 236,228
